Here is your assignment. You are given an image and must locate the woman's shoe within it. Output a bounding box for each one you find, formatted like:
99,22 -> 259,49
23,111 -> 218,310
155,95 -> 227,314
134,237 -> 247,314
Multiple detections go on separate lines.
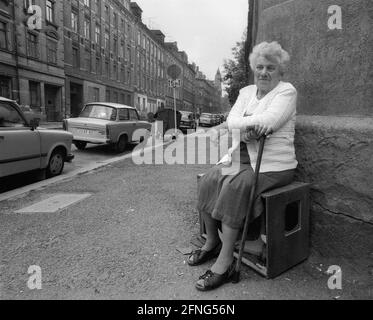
187,242 -> 222,266
195,261 -> 236,291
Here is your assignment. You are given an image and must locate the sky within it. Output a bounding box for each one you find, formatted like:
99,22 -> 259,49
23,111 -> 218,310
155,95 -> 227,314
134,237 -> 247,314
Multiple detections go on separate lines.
135,0 -> 248,81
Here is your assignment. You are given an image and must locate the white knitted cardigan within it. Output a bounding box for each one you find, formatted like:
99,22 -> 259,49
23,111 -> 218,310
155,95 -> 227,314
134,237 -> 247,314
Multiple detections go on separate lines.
223,81 -> 298,173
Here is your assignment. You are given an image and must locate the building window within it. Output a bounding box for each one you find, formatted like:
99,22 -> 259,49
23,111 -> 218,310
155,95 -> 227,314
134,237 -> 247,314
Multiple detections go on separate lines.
84,0 -> 90,7
24,0 -> 36,10
0,21 -> 7,50
105,59 -> 109,77
95,57 -> 101,74
120,67 -> 125,83
127,24 -> 131,38
104,30 -> 109,51
95,0 -> 100,13
72,46 -> 79,68
106,90 -> 110,101
113,61 -> 117,80
113,12 -> 117,26
113,37 -> 117,54
46,0 -> 54,23
127,70 -> 131,85
95,24 -> 100,44
29,81 -> 41,107
105,5 -> 109,22
121,41 -> 125,58
84,17 -> 90,39
113,91 -> 118,103
85,49 -> 91,72
127,47 -> 131,63
27,32 -> 39,58
93,87 -> 99,101
0,76 -> 11,99
47,39 -> 57,64
71,10 -> 78,32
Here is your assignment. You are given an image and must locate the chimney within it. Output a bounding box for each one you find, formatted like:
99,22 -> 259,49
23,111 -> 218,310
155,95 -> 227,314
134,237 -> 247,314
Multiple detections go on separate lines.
130,2 -> 143,21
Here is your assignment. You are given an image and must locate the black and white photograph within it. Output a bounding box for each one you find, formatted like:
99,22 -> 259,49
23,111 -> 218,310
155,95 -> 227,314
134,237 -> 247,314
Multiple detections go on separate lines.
0,0 -> 372,305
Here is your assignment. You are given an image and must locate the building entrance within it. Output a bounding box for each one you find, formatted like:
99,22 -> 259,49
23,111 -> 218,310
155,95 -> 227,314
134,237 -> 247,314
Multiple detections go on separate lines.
45,84 -> 61,121
70,83 -> 83,117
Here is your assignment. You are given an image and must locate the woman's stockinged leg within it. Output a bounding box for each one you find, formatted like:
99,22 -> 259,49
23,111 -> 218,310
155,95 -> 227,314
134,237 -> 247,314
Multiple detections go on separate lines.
201,211 -> 220,251
210,223 -> 239,274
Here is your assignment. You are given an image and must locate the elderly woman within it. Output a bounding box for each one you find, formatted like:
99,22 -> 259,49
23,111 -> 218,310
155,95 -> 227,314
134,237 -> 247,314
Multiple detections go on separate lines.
188,41 -> 298,291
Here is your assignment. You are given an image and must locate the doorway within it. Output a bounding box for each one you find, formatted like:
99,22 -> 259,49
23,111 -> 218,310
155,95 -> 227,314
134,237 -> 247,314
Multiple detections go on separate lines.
70,83 -> 83,117
44,84 -> 61,121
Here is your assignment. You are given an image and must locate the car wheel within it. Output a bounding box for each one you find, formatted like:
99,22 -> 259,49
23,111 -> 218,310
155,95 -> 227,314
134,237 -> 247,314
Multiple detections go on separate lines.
74,141 -> 87,150
115,135 -> 128,153
46,149 -> 65,178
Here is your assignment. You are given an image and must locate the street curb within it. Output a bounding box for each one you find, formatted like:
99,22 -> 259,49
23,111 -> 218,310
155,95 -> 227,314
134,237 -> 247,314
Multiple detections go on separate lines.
0,138 -> 175,203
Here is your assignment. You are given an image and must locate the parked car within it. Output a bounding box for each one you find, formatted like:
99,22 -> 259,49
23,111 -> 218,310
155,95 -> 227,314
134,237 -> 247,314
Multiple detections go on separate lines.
214,114 -> 222,125
199,113 -> 215,127
63,102 -> 152,153
0,97 -> 74,179
179,111 -> 196,132
219,114 -> 225,123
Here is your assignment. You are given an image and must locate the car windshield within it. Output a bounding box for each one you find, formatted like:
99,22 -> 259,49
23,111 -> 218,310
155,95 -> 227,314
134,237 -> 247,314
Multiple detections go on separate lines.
80,105 -> 117,120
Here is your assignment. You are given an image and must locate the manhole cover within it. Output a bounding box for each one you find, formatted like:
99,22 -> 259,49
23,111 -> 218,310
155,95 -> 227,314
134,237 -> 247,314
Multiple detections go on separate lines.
14,193 -> 92,213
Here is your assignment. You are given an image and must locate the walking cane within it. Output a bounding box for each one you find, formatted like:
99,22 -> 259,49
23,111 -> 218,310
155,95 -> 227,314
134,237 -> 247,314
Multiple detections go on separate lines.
232,134 -> 266,283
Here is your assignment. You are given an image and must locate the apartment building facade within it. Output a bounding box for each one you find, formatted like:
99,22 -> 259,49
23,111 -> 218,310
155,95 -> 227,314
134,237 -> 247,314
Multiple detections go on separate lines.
63,0 -> 135,117
0,0 -> 223,121
131,3 -> 166,118
1,0 -> 65,121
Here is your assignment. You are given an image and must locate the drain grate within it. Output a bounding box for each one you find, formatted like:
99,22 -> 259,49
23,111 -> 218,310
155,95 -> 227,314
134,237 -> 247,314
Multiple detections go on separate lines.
14,193 -> 92,213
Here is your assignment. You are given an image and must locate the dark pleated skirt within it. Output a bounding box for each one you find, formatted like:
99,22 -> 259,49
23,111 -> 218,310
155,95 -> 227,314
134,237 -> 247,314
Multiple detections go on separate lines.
197,143 -> 295,229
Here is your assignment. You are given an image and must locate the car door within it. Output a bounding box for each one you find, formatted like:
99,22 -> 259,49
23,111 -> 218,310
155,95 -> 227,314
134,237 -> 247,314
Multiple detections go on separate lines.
129,109 -> 150,143
0,101 -> 41,178
126,109 -> 140,142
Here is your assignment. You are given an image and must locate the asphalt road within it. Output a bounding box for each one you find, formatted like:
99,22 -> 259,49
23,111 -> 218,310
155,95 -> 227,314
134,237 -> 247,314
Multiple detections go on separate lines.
0,132 -> 371,300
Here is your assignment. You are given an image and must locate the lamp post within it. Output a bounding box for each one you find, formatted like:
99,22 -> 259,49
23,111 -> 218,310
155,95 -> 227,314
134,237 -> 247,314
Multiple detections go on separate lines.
167,64 -> 182,139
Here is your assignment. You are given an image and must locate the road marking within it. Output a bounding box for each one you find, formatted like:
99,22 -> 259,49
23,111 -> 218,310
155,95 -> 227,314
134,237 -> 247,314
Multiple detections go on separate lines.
14,193 -> 92,213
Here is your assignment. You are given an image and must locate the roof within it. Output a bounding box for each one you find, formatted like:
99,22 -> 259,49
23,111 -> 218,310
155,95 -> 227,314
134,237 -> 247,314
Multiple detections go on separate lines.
85,102 -> 135,109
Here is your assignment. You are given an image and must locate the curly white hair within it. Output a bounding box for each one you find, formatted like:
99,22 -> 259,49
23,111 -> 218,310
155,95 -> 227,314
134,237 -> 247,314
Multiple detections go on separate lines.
249,41 -> 290,75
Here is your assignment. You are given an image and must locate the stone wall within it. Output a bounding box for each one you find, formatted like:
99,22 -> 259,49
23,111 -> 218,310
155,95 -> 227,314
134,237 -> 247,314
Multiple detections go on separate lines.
257,0 -> 373,116
295,116 -> 373,223
256,0 -> 373,223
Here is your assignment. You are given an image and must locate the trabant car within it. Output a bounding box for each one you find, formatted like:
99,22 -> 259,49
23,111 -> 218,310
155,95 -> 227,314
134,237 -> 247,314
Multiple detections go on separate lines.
0,97 -> 74,178
63,103 -> 152,153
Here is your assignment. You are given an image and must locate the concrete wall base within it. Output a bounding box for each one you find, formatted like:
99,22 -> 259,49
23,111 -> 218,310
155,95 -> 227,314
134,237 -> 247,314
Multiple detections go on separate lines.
294,115 -> 373,224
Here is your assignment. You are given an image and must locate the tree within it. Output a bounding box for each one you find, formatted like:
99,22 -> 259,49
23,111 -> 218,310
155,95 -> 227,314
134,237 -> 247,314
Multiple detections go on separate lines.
222,39 -> 249,106
223,0 -> 258,106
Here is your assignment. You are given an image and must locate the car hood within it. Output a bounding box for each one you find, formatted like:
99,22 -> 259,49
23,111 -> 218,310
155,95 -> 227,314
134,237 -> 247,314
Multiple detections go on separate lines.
37,128 -> 73,138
